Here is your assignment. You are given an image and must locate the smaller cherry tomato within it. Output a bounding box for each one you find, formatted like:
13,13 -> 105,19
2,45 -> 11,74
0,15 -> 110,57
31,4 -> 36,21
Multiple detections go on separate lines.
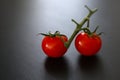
41,35 -> 68,58
75,32 -> 102,56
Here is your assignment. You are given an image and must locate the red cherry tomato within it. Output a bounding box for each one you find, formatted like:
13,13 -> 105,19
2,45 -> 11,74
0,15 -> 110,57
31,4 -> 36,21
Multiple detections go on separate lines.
75,32 -> 102,56
41,35 -> 68,58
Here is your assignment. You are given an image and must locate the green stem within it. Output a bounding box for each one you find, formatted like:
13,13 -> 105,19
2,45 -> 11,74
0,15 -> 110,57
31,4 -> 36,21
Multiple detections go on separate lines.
65,5 -> 98,48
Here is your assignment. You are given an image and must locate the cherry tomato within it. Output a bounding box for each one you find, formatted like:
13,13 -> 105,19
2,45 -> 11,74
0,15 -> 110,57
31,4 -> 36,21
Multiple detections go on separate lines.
75,32 -> 102,56
41,35 -> 68,58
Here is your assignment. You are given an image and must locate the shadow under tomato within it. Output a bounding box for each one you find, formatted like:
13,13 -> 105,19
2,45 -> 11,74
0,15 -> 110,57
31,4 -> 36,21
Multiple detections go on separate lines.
44,57 -> 69,80
77,55 -> 104,74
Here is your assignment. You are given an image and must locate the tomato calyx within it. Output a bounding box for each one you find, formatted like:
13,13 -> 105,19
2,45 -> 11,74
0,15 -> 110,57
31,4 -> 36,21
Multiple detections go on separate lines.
81,26 -> 103,37
38,31 -> 65,37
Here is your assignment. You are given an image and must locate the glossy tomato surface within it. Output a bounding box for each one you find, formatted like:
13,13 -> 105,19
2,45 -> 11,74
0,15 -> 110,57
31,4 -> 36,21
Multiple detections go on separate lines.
41,35 -> 68,58
75,32 -> 102,56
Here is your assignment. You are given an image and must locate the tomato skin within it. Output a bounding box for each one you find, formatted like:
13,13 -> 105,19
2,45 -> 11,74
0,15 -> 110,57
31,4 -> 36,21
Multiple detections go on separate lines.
42,35 -> 68,58
75,32 -> 102,56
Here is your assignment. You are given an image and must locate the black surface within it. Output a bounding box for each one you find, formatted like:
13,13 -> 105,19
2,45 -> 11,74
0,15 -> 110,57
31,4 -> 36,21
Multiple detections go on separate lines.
0,0 -> 120,80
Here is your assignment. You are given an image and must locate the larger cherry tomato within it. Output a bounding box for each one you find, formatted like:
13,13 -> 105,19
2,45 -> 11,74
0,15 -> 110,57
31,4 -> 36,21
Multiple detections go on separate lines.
75,32 -> 102,56
41,35 -> 68,58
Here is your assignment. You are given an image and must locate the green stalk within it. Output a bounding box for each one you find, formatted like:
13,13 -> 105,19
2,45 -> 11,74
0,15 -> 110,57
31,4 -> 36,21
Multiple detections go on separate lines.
65,5 -> 98,48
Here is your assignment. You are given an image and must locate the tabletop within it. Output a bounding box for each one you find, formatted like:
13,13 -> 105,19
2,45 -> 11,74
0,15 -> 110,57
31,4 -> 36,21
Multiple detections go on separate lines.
0,0 -> 120,80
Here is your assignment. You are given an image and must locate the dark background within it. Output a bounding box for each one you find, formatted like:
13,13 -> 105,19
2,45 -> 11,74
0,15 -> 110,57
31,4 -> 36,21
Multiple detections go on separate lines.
0,0 -> 120,80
